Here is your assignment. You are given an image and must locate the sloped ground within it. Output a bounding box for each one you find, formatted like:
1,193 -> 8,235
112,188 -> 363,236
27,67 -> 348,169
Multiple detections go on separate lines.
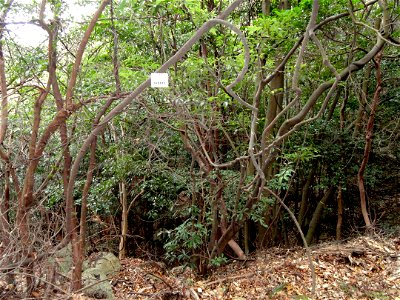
108,235 -> 399,300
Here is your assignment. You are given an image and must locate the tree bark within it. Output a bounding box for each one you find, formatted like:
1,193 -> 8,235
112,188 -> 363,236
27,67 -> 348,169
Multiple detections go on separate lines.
110,0 -> 121,94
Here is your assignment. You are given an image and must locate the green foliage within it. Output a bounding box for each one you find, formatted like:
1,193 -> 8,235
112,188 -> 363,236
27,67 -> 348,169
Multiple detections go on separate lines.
268,163 -> 295,191
164,220 -> 208,264
249,197 -> 275,228
86,178 -> 118,214
210,254 -> 228,267
140,166 -> 188,220
44,181 -> 64,207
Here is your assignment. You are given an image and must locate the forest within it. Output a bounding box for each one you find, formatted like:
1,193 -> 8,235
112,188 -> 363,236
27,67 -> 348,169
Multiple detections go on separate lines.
0,0 -> 399,299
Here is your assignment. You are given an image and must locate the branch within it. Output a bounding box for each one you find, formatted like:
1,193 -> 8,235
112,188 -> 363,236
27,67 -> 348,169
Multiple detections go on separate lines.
348,0 -> 398,46
292,0 -> 319,96
66,0 -> 246,210
278,36 -> 386,137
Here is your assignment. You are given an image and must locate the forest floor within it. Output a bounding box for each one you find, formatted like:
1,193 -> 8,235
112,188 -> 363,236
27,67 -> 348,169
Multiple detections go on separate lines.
2,234 -> 399,299
74,234 -> 400,300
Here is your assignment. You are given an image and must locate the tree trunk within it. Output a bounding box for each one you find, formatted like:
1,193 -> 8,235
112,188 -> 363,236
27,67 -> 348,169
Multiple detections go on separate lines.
358,49 -> 383,231
257,0 -> 287,247
298,164 -> 317,228
305,186 -> 333,245
326,88 -> 342,121
258,60 -> 285,248
69,1 -> 111,291
0,169 -> 10,248
336,184 -> 343,240
0,167 -> 14,286
119,181 -> 128,259
0,1 -> 14,285
262,0 -> 271,15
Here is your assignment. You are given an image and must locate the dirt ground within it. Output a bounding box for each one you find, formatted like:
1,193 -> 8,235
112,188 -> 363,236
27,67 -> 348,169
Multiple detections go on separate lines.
104,235 -> 399,300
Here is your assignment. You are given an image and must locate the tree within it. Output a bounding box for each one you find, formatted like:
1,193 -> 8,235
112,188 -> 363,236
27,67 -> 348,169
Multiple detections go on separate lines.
0,0 -> 399,297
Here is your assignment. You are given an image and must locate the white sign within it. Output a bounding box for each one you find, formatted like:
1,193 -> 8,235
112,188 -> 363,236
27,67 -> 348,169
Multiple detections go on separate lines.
151,73 -> 169,88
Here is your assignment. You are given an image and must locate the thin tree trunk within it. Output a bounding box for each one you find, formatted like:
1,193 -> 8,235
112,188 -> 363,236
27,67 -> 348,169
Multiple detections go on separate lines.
119,181 -> 128,259
305,186 -> 333,245
258,61 -> 284,248
262,0 -> 270,15
298,164 -> 317,227
16,86 -> 50,295
0,167 -> 14,285
336,184 -> 343,240
72,139 -> 96,291
257,0 -> 287,247
335,72 -> 347,241
69,1 -> 111,291
243,221 -> 249,255
358,49 -> 383,231
326,88 -> 341,121
72,96 -> 116,289
243,159 -> 254,255
42,7 -> 77,279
